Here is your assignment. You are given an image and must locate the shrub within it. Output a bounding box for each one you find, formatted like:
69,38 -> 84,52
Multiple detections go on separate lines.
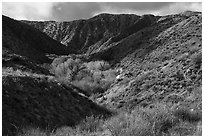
53,57 -> 83,81
18,127 -> 48,136
76,116 -> 105,132
103,110 -> 153,136
140,102 -> 179,135
190,52 -> 202,68
52,58 -> 115,96
173,108 -> 202,123
51,56 -> 69,70
85,61 -> 111,71
168,121 -> 197,136
72,80 -> 105,96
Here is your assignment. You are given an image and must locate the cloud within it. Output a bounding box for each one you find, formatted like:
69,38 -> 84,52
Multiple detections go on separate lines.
94,2 -> 202,16
2,2 -> 202,21
155,2 -> 202,15
2,2 -> 54,20
51,2 -> 101,21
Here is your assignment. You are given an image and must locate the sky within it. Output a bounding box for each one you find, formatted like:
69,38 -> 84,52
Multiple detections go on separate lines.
2,2 -> 202,21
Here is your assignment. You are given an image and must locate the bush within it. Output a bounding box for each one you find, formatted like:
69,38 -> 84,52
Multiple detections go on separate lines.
72,79 -> 109,96
85,61 -> 111,71
140,102 -> 179,135
103,111 -> 153,136
190,52 -> 202,67
53,57 -> 83,81
18,127 -> 48,136
52,58 -> 115,96
173,107 -> 202,123
51,56 -> 69,70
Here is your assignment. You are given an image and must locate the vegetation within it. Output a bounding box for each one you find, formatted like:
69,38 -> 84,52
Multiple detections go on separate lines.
18,101 -> 201,136
51,56 -> 116,96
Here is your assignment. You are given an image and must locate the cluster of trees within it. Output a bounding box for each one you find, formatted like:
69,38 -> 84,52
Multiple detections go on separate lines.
51,56 -> 116,96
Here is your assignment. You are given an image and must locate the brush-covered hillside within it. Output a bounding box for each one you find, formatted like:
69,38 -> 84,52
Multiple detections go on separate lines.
2,11 -> 202,136
2,15 -> 112,136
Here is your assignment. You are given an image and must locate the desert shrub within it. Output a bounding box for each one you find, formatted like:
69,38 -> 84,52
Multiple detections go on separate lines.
41,63 -> 51,71
52,115 -> 111,136
53,57 -> 83,81
103,109 -> 153,136
85,60 -> 111,71
173,107 -> 202,123
52,58 -> 115,96
72,68 -> 115,96
140,102 -> 179,135
72,80 -> 106,96
190,52 -> 202,67
74,69 -> 91,81
51,56 -> 69,70
168,121 -> 196,136
52,127 -> 79,136
76,116 -> 105,132
18,127 -> 48,136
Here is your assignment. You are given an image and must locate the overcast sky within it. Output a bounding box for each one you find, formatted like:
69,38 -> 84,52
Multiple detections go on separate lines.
2,2 -> 202,21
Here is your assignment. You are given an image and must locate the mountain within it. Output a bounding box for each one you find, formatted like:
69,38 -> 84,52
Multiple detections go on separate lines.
2,15 -> 74,63
23,12 -> 201,64
2,11 -> 202,136
22,13 -> 155,55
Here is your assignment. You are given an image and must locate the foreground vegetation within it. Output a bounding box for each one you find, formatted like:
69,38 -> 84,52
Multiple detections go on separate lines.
18,101 -> 202,136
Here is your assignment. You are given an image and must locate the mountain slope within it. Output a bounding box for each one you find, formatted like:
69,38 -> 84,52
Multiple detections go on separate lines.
2,15 -> 73,63
2,15 -> 112,136
23,12 -> 200,64
2,72 -> 111,135
23,13 -> 156,54
98,11 -> 202,110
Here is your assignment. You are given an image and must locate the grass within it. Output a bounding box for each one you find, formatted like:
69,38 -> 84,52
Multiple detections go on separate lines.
18,102 -> 202,136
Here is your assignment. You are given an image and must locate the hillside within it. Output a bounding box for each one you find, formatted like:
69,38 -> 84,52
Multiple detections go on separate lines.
2,15 -> 112,136
2,15 -> 73,63
23,13 -> 155,54
97,11 -> 202,109
2,11 -> 202,136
